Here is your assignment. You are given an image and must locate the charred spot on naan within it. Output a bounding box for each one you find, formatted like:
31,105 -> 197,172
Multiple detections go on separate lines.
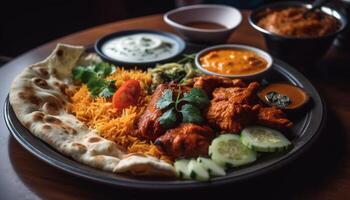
44,115 -> 62,124
43,94 -> 65,112
43,102 -> 59,115
51,68 -> 59,78
63,126 -> 78,135
32,78 -> 50,89
42,124 -> 52,130
56,49 -> 64,57
43,115 -> 77,134
18,89 -> 41,106
53,81 -> 69,95
71,143 -> 87,154
30,67 -> 50,80
32,111 -> 45,122
88,137 -> 101,143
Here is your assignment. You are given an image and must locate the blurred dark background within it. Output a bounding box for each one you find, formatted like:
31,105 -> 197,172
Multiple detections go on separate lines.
0,0 -> 287,58
0,0 -> 176,57
4,0 -> 349,60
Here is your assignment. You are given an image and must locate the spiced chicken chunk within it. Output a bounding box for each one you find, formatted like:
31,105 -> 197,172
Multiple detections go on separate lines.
193,75 -> 247,95
154,123 -> 215,158
202,76 -> 293,133
258,107 -> 293,130
206,82 -> 261,133
137,83 -> 190,141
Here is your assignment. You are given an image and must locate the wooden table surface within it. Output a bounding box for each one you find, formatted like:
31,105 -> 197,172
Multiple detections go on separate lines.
0,11 -> 350,200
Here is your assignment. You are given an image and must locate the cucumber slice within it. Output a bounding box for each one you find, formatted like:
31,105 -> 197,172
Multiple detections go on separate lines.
197,157 -> 226,176
241,126 -> 292,152
174,159 -> 191,179
188,159 -> 210,181
209,134 -> 257,167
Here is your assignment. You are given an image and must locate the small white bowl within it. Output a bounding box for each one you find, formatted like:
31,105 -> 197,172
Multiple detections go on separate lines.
164,4 -> 242,44
195,44 -> 273,79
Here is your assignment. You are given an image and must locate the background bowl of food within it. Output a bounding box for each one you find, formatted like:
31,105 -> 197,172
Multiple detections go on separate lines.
249,1 -> 347,72
164,4 -> 242,44
95,30 -> 186,67
195,44 -> 273,79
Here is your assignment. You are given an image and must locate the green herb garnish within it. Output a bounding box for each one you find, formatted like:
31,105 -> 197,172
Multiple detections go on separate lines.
177,53 -> 196,64
158,108 -> 177,129
180,88 -> 209,109
156,89 -> 174,110
72,62 -> 116,98
160,70 -> 187,83
180,104 -> 204,123
148,53 -> 202,91
265,91 -> 291,109
156,88 -> 209,127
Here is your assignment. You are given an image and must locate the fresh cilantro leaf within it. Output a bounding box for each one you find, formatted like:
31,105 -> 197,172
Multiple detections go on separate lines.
72,66 -> 85,81
92,62 -> 116,78
158,108 -> 177,128
87,78 -> 105,96
180,88 -> 209,108
72,62 -> 117,98
81,69 -> 96,84
98,83 -> 116,98
156,89 -> 174,110
180,104 -> 204,124
156,87 -> 207,126
87,78 -> 116,98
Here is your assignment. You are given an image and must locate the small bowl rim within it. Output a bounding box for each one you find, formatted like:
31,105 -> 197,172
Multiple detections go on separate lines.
94,29 -> 186,66
248,1 -> 348,40
195,44 -> 273,79
164,4 -> 242,33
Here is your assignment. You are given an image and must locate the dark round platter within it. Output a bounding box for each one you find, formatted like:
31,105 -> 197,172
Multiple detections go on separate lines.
3,54 -> 326,189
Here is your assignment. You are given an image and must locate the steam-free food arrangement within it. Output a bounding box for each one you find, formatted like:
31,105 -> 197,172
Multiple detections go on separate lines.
7,4 -> 322,185
9,41 -> 311,181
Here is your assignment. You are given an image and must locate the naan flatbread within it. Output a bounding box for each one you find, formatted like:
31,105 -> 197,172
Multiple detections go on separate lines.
9,43 -> 175,177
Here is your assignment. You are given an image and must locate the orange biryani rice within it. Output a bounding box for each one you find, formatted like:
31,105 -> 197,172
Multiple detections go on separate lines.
67,68 -> 171,162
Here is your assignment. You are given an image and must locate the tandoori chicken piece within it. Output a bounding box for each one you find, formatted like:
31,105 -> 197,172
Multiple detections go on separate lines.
258,107 -> 293,130
206,82 -> 261,133
154,123 -> 215,158
193,76 -> 247,95
137,83 -> 190,141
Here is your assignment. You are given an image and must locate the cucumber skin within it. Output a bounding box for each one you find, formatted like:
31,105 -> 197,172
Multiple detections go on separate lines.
174,159 -> 191,179
240,127 -> 292,153
209,134 -> 257,167
241,138 -> 292,153
188,159 -> 210,181
197,157 -> 226,176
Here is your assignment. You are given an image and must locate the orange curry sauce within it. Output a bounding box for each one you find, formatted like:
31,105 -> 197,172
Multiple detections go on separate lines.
258,83 -> 309,109
199,49 -> 268,75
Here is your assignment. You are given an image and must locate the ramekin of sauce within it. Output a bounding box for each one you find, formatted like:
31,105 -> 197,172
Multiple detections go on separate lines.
195,44 -> 273,78
258,83 -> 310,110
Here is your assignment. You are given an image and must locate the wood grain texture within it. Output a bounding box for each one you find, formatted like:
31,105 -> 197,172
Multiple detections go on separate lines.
0,11 -> 349,200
